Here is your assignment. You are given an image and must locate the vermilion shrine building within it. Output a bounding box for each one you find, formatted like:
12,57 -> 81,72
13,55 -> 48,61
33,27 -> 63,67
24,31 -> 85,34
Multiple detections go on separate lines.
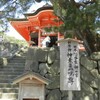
10,4 -> 84,50
10,5 -> 63,47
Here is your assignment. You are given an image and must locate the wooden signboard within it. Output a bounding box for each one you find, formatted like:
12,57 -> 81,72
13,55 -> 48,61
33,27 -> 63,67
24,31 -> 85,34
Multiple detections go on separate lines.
58,38 -> 81,91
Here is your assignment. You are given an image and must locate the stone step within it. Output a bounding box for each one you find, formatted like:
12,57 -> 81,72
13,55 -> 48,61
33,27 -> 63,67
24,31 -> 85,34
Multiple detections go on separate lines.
0,75 -> 18,83
0,67 -> 24,71
6,65 -> 24,69
0,83 -> 18,88
0,79 -> 14,83
0,93 -> 18,99
8,56 -> 26,61
0,70 -> 24,73
0,70 -> 24,76
0,72 -> 24,76
0,80 -> 10,83
5,65 -> 25,68
0,50 -> 26,84
9,59 -> 26,63
9,56 -> 26,60
0,88 -> 18,93
6,64 -> 24,67
0,71 -> 24,77
11,54 -> 25,58
7,62 -> 25,66
0,75 -> 18,79
0,66 -> 24,71
9,61 -> 26,64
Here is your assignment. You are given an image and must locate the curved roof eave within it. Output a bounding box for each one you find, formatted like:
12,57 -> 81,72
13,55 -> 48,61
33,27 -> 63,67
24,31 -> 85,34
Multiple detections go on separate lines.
8,18 -> 27,21
24,6 -> 53,17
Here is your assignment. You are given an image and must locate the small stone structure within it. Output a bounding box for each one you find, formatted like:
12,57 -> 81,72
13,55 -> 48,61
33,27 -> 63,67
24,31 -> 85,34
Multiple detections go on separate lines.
0,46 -> 100,100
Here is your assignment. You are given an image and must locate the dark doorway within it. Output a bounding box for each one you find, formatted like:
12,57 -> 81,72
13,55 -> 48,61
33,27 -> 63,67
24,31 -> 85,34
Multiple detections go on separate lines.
23,99 -> 39,100
49,36 -> 57,47
30,32 -> 38,46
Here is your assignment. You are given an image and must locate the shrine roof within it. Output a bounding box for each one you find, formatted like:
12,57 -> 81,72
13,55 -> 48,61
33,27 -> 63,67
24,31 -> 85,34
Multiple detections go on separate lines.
12,71 -> 50,85
9,18 -> 27,21
24,6 -> 53,16
10,5 -> 63,41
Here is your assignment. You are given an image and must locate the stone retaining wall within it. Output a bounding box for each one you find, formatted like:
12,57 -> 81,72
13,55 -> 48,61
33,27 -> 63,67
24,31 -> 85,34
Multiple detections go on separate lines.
0,46 -> 99,100
24,47 -> 100,100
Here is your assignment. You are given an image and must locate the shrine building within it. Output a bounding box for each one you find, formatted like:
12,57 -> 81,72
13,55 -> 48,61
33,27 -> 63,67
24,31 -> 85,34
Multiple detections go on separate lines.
10,4 -> 64,47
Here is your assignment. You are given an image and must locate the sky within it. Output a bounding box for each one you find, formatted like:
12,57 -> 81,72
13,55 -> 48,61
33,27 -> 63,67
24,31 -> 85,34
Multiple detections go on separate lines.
5,1 -> 52,40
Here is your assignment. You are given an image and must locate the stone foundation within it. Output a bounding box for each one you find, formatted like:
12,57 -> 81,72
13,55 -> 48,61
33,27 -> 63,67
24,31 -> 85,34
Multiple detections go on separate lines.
24,47 -> 100,100
0,47 -> 100,100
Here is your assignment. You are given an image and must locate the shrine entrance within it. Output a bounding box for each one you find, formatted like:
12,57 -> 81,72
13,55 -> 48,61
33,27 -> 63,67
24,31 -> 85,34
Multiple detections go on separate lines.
30,32 -> 38,46
49,36 -> 57,47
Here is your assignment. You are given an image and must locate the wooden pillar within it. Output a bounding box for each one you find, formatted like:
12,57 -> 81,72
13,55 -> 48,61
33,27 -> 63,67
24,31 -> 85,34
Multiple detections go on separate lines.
57,32 -> 60,46
29,35 -> 31,47
38,29 -> 41,47
58,32 -> 60,40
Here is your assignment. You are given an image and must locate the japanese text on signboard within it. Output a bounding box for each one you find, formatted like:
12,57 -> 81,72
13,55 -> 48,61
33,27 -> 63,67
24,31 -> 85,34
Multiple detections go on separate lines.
67,41 -> 79,86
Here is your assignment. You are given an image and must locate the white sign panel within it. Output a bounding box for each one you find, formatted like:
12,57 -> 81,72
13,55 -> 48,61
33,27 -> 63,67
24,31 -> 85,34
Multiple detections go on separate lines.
60,41 -> 80,90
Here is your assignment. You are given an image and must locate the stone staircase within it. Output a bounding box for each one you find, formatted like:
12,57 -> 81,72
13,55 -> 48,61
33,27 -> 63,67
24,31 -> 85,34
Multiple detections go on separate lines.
0,48 -> 27,100
0,83 -> 19,100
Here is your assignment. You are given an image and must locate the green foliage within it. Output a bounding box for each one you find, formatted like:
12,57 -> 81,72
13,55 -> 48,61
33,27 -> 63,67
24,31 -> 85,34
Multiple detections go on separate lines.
52,0 -> 100,31
0,0 -> 36,32
6,36 -> 28,46
44,26 -> 59,33
44,27 -> 52,32
0,32 -> 4,36
0,0 -> 48,32
0,32 -> 28,46
50,0 -> 100,55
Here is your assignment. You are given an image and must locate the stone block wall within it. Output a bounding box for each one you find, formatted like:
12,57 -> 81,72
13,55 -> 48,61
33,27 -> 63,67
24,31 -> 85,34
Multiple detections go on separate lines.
24,47 -> 100,100
0,46 -> 99,100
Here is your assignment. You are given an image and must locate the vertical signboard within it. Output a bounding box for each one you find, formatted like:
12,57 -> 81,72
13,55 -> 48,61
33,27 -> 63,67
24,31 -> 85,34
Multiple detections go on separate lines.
58,38 -> 80,91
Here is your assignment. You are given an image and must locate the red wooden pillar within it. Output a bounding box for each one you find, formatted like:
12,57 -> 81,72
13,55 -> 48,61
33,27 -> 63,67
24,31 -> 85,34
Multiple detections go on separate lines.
28,34 -> 31,46
58,32 -> 60,40
57,32 -> 60,46
38,29 -> 41,47
57,18 -> 61,46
